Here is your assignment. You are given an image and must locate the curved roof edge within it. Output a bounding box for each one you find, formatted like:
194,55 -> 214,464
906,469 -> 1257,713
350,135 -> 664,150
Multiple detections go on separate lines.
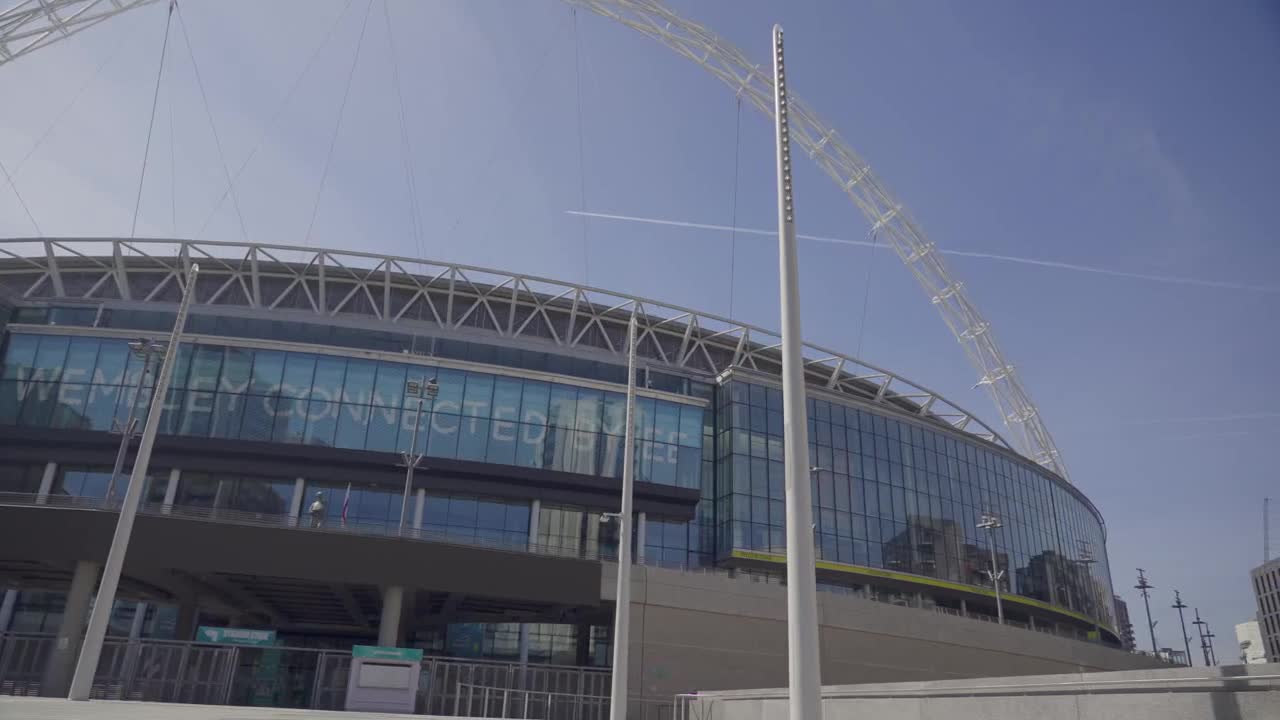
0,237 -> 1029,462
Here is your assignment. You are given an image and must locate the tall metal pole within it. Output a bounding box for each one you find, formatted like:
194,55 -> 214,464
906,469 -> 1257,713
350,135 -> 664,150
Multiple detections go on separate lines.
69,264 -> 199,701
1192,608 -> 1211,667
978,513 -> 1004,624
398,377 -> 436,535
1135,568 -> 1158,655
772,24 -> 824,720
103,342 -> 158,504
607,315 -> 638,720
1171,590 -> 1192,666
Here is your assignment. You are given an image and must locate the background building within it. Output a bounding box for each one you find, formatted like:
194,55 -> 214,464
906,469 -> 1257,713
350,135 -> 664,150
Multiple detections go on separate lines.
0,240 -> 1161,707
1114,595 -> 1136,652
1235,620 -> 1268,664
1251,557 -> 1280,662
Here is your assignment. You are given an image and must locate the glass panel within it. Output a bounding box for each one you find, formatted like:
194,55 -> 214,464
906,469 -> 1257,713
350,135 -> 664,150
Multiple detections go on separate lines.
372,362 -> 407,408
548,385 -> 577,428
365,406 -> 401,452
61,337 -> 99,385
491,377 -> 522,422
601,392 -> 626,436
219,347 -> 253,393
186,345 -> 223,391
249,350 -> 285,395
31,335 -> 69,381
304,401 -> 339,446
341,359 -> 377,404
1,335 -> 39,379
279,354 -> 316,398
462,374 -> 494,418
574,389 -> 602,433
427,412 -> 460,458
520,381 -> 550,425
458,417 -> 490,461
270,397 -> 307,443
210,392 -> 246,439
311,356 -> 347,402
335,403 -> 371,449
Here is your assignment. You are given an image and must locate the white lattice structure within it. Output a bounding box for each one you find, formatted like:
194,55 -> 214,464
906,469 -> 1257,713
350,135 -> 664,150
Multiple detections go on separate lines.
0,0 -> 1069,480
0,237 -> 1016,453
0,0 -> 157,66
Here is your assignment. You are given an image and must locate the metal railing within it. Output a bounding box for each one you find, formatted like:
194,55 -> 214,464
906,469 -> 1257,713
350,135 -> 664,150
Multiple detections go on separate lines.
0,633 -> 611,715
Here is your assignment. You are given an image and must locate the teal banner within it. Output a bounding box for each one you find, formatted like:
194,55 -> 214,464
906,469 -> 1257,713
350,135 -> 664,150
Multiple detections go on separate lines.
352,645 -> 424,662
196,626 -> 277,646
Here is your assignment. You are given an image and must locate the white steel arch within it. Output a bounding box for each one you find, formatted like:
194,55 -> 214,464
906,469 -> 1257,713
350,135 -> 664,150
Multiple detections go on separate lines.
0,0 -> 1070,481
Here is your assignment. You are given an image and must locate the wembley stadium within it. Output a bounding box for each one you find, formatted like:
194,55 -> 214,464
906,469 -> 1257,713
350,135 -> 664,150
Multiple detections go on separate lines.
0,238 -> 1158,711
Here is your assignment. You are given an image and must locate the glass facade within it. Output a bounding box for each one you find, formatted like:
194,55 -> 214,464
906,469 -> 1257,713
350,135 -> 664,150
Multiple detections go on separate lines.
0,327 -> 1115,629
0,333 -> 705,489
716,379 -> 1114,626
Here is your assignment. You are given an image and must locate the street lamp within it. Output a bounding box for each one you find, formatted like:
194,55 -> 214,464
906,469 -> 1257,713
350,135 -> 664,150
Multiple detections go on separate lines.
1135,568 -> 1158,654
104,339 -> 166,503
398,376 -> 438,535
69,263 -> 199,701
977,512 -> 1005,624
1172,590 -> 1193,666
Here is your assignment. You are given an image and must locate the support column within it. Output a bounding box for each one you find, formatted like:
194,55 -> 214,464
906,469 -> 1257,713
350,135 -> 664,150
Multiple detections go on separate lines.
636,512 -> 647,565
1028,615 -> 1036,630
413,489 -> 426,530
41,560 -> 100,696
0,588 -> 17,634
378,586 -> 404,647
161,468 -> 180,514
287,477 -> 305,527
173,601 -> 198,642
35,462 -> 57,505
519,498 -> 541,682
960,599 -> 968,615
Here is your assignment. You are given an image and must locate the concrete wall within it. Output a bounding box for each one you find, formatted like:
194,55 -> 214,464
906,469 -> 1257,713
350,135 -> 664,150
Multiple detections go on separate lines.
686,663 -> 1280,720
603,564 -> 1165,702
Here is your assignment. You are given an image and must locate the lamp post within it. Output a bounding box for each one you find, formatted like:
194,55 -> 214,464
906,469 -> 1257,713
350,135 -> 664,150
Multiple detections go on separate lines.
1192,607 -> 1210,666
69,263 -> 199,701
1135,568 -> 1158,655
977,512 -> 1004,624
398,376 -> 439,535
772,24 -> 824,720
1171,590 -> 1192,666
607,315 -> 638,720
103,339 -> 166,504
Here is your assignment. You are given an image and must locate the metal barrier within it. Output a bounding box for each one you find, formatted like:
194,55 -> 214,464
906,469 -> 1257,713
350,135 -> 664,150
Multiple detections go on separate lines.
0,633 -> 611,716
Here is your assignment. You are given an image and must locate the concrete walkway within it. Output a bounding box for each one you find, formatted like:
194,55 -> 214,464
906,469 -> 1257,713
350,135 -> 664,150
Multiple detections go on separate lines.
0,697 -> 473,720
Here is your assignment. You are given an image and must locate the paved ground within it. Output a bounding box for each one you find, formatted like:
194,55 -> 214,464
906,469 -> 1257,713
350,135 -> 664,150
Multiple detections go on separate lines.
0,697 -> 468,719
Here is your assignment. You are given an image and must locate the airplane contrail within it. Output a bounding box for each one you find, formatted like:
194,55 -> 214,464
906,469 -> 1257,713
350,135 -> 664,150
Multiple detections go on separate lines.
566,210 -> 1280,294
1118,412 -> 1280,426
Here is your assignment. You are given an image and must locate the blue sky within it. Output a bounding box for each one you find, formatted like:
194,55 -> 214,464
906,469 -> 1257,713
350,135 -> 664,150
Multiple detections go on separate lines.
1,0 -> 1277,659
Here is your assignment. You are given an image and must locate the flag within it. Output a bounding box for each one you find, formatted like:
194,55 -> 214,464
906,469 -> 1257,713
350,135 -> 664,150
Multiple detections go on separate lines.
341,483 -> 351,526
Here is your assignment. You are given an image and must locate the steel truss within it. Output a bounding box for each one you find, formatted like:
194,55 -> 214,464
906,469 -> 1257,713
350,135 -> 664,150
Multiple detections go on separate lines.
0,0 -> 157,66
0,0 -> 1069,481
0,237 -> 1014,453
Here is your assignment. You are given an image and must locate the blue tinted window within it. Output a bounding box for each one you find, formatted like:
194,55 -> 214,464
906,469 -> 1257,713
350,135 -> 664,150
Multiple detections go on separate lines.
341,359 -> 376,403
31,335 -> 69,381
178,391 -> 215,436
304,401 -> 339,446
601,393 -> 626,435
372,362 -> 407,408
334,404 -> 370,449
458,417 -> 490,461
486,418 -> 518,465
514,423 -> 544,468
491,377 -> 522,421
520,381 -> 550,424
219,347 -> 252,392
432,368 -> 466,409
365,406 -> 401,452
249,350 -> 284,395
186,345 -> 222,391
238,394 -> 274,441
83,384 -> 120,430
271,397 -> 307,443
279,354 -> 316,398
462,374 -> 494,418
574,389 -> 602,433
1,335 -> 39,379
548,385 -> 577,428
311,356 -> 347,401
62,337 -> 99,384
210,393 -> 245,439
427,412 -> 460,458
